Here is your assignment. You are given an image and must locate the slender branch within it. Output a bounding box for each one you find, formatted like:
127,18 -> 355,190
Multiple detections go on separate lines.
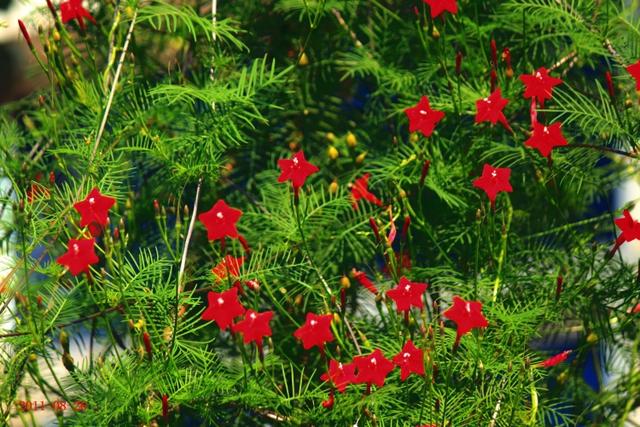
560,143 -> 639,159
90,9 -> 138,162
177,177 -> 203,294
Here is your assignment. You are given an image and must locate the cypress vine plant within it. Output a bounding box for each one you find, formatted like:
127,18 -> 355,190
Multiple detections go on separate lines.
1,0 -> 640,425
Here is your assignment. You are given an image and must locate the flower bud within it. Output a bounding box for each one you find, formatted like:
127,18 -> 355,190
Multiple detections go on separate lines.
18,20 -> 33,50
419,159 -> 431,186
355,152 -> 367,164
298,52 -> 309,66
455,51 -> 463,75
328,180 -> 338,194
605,71 -> 615,99
327,146 -> 339,160
340,275 -> 350,289
490,68 -> 497,93
142,331 -> 152,360
346,132 -> 357,148
62,352 -> 75,372
60,330 -> 70,353
326,132 -> 336,141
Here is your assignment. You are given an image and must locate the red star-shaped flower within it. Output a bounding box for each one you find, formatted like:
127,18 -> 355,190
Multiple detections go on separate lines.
475,88 -> 511,131
60,0 -> 96,27
520,67 -> 562,106
277,151 -> 319,196
56,238 -> 99,276
626,60 -> 640,90
353,349 -> 395,388
524,122 -> 568,159
443,295 -> 489,349
321,359 -> 357,393
73,188 -> 116,235
472,164 -> 512,208
351,174 -> 382,209
392,340 -> 425,381
405,96 -> 445,138
539,350 -> 572,368
293,312 -> 334,350
612,209 -> 640,253
198,200 -> 243,241
386,277 -> 428,313
211,255 -> 244,282
422,0 -> 458,18
201,287 -> 245,330
231,309 -> 274,344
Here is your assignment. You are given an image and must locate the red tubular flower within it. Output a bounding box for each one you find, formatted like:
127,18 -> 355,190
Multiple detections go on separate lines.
352,269 -> 378,294
402,215 -> 411,241
455,51 -> 463,75
293,312 -> 334,350
419,159 -> 431,186
520,67 -> 563,106
18,20 -> 33,49
611,209 -> 640,254
351,174 -> 382,209
56,238 -> 99,276
423,0 -> 458,18
387,212 -> 397,245
321,390 -> 335,409
60,0 -> 96,27
277,151 -> 319,197
353,349 -> 395,388
475,88 -> 511,131
442,296 -> 489,350
540,350 -> 572,368
405,96 -> 445,138
73,187 -> 116,236
321,360 -> 357,393
605,71 -> 615,98
142,331 -> 152,360
369,217 -> 381,242
472,164 -> 512,209
201,287 -> 245,330
631,303 -> 640,314
198,200 -> 243,242
626,60 -> 640,90
386,277 -> 428,313
231,309 -> 274,344
524,122 -> 568,160
211,255 -> 244,282
392,340 -> 425,381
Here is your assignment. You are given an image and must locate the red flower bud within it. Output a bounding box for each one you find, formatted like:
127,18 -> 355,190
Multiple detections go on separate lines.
46,0 -> 57,18
490,39 -> 498,69
113,227 -> 120,241
413,6 -> 419,16
369,217 -> 380,242
322,389 -> 335,409
555,274 -> 563,300
142,332 -> 152,360
502,48 -> 512,68
162,394 -> 169,421
246,279 -> 260,291
18,20 -> 33,50
402,215 -> 411,241
419,159 -> 431,186
455,51 -> 463,75
49,171 -> 55,185
153,199 -> 160,215
605,71 -> 615,99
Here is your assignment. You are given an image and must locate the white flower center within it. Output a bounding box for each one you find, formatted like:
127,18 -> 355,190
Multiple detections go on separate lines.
403,352 -> 411,359
338,363 -> 343,369
491,170 -> 497,178
484,98 -> 490,103
293,157 -> 299,165
72,244 -> 80,254
536,72 -> 542,79
465,302 -> 471,313
250,312 -> 257,320
370,358 -> 377,365
419,110 -> 427,115
404,284 -> 411,292
89,197 -> 95,205
310,319 -> 317,326
543,126 -> 549,134
216,212 -> 224,219
217,297 -> 224,305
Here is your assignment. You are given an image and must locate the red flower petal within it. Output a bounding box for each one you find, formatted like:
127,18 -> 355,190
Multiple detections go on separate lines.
293,312 -> 334,350
386,277 -> 428,312
405,96 -> 445,138
201,287 -> 245,330
392,340 -> 425,381
56,238 -> 99,276
231,309 -> 274,344
198,200 -> 243,241
472,164 -> 512,207
277,151 -> 319,191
